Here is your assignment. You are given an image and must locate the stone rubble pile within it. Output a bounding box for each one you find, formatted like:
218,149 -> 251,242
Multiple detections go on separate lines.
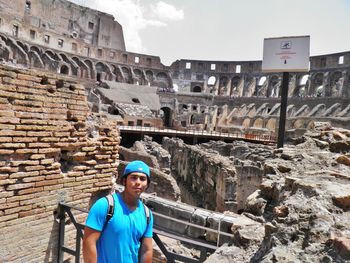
206,124 -> 350,262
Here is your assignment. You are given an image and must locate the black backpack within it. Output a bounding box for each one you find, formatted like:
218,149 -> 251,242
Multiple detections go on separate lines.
103,194 -> 151,230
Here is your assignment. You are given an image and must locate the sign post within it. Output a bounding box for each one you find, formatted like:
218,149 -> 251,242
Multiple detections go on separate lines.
262,35 -> 310,148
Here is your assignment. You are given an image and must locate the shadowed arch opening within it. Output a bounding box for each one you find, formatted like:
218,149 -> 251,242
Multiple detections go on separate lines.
60,65 -> 69,75
192,86 -> 202,93
160,107 -> 172,127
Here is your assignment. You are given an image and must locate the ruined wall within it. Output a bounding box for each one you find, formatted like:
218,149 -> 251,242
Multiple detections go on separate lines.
170,54 -> 350,98
0,65 -> 119,262
0,0 -> 125,51
163,138 -> 238,212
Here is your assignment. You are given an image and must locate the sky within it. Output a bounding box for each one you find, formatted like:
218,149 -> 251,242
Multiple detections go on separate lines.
69,0 -> 350,66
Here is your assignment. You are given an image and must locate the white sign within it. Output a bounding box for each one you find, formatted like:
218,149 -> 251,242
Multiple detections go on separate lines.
262,36 -> 310,72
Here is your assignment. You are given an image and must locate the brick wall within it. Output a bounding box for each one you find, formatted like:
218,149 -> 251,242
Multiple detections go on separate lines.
0,65 -> 120,262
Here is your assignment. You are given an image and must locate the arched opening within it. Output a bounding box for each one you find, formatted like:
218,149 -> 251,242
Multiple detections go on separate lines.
160,107 -> 172,127
258,76 -> 267,86
207,76 -> 216,85
253,118 -> 264,128
330,71 -> 343,97
146,70 -> 154,85
190,115 -> 196,125
192,86 -> 202,93
219,76 -> 228,95
96,73 -> 101,82
122,67 -> 132,83
230,76 -> 241,96
84,59 -> 95,80
311,73 -> 324,96
60,65 -> 69,75
267,75 -> 280,97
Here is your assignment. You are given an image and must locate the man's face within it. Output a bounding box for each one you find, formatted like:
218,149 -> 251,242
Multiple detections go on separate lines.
124,172 -> 148,198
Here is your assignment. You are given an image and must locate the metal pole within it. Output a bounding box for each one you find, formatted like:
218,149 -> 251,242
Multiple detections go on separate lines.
57,203 -> 66,263
277,72 -> 289,148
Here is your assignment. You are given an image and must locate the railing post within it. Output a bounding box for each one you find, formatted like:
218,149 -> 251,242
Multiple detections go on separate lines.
57,203 -> 66,263
153,233 -> 176,263
75,226 -> 82,263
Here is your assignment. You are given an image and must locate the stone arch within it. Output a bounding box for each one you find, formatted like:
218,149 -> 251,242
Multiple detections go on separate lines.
231,76 -> 241,96
111,64 -> 123,82
310,72 -> 324,96
243,76 -> 255,97
84,59 -> 95,80
72,57 -> 89,78
156,72 -> 168,80
219,76 -> 228,96
59,65 -> 69,75
207,76 -> 216,85
190,114 -> 196,125
267,75 -> 280,97
192,86 -> 202,93
95,62 -> 110,81
266,118 -> 277,132
242,118 -> 251,128
329,71 -> 343,97
293,119 -> 305,129
16,40 -> 29,53
133,68 -> 145,85
44,49 -> 60,60
253,118 -> 264,128
6,37 -> 29,65
44,50 -> 56,60
156,72 -> 171,91
207,76 -> 216,94
28,46 -> 44,68
0,40 -> 11,62
145,70 -> 154,85
42,49 -> 59,71
122,66 -> 132,83
59,53 -> 78,76
294,74 -> 309,97
160,106 -> 172,127
30,45 -> 42,54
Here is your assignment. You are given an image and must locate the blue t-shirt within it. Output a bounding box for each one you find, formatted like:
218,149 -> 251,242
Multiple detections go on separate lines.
85,193 -> 153,263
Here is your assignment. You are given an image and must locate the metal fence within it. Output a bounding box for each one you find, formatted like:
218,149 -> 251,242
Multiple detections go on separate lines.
57,202 -> 234,263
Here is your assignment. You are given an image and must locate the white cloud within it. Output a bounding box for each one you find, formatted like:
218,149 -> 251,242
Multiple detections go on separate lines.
151,1 -> 185,21
68,0 -> 183,53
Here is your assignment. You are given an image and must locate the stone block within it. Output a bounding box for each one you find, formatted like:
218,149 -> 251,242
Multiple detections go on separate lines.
15,148 -> 38,154
0,130 -> 26,136
6,183 -> 35,191
0,117 -> 20,124
24,165 -> 46,171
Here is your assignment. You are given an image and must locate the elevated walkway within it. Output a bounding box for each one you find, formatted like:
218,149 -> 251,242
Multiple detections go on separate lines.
118,125 -> 276,145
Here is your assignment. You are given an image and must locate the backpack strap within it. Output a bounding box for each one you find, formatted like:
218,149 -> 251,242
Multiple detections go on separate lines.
103,194 -> 115,231
143,203 -> 150,225
140,202 -> 151,241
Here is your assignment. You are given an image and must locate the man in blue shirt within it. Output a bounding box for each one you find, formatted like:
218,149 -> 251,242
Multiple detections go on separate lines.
83,160 -> 153,263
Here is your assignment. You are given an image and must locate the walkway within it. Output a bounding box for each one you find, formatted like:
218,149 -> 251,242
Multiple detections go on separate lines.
118,125 -> 277,144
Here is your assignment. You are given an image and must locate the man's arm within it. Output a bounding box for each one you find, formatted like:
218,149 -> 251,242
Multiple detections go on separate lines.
139,237 -> 153,263
82,227 -> 101,263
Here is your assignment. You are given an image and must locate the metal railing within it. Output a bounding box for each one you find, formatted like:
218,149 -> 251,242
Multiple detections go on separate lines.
118,125 -> 277,143
57,202 -> 233,263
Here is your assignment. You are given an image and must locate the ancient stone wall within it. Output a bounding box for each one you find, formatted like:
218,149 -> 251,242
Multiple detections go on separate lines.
0,0 -> 125,52
163,138 -> 238,212
0,65 -> 119,262
170,55 -> 350,98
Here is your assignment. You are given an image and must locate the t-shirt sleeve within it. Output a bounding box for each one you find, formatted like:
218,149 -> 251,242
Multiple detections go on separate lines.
85,197 -> 108,232
143,210 -> 154,238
